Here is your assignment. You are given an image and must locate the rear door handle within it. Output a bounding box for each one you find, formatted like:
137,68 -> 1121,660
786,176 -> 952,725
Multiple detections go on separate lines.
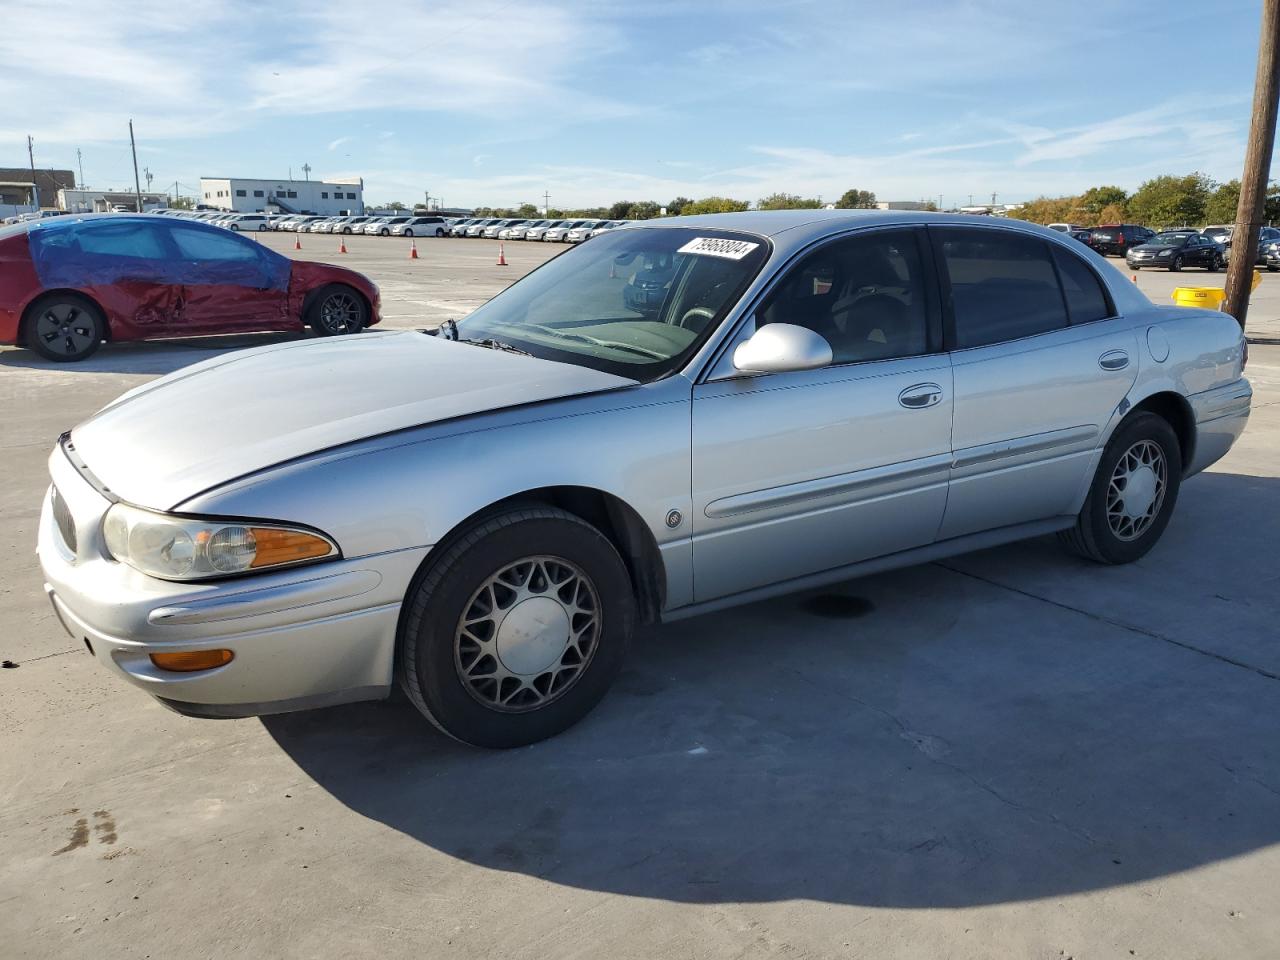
898,383 -> 943,409
1099,350 -> 1129,371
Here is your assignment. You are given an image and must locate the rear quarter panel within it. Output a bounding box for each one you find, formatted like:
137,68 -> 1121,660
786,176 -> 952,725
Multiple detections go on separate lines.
0,233 -> 41,343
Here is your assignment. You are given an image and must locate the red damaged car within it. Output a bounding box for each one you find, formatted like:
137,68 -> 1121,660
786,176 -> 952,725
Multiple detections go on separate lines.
0,214 -> 379,361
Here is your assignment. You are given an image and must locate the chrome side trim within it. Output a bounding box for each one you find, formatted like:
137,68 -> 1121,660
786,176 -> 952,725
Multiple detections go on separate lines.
704,452 -> 953,519
147,568 -> 383,626
664,516 -> 1075,621
951,425 -> 1098,470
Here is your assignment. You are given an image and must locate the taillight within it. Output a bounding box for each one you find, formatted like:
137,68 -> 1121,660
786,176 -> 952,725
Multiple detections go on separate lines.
1242,338 -> 1249,371
1116,232 -> 1124,244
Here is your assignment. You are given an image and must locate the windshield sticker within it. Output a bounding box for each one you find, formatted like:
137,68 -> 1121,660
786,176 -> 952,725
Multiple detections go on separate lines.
677,237 -> 760,260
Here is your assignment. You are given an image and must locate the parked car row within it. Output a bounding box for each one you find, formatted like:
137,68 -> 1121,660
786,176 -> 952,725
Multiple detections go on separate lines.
448,217 -> 630,242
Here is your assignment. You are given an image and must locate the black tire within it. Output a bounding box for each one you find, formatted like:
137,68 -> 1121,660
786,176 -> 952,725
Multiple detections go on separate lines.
229,224 -> 240,231
1130,265 -> 1140,271
435,228 -> 445,237
25,293 -> 105,362
379,228 -> 391,236
399,507 -> 635,748
1170,255 -> 1183,272
1268,262 -> 1279,273
306,284 -> 367,335
403,229 -> 415,237
1058,412 -> 1182,565
1207,254 -> 1221,272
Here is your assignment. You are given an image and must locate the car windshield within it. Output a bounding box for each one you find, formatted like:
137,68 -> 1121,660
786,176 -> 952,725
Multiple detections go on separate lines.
1150,234 -> 1188,246
458,226 -> 769,381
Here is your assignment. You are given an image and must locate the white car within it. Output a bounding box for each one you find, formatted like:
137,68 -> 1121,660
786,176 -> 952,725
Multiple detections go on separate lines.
523,220 -> 565,241
448,218 -> 479,237
226,214 -> 275,232
466,219 -> 501,237
543,220 -> 589,242
390,215 -> 450,237
566,220 -> 606,242
333,216 -> 372,234
309,217 -> 346,233
363,216 -> 411,236
501,219 -> 548,240
483,219 -> 527,239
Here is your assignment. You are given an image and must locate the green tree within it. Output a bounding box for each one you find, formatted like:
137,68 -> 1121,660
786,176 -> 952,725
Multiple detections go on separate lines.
386,200 -> 407,211
608,200 -> 635,220
1126,173 -> 1214,228
681,196 -> 750,215
1078,185 -> 1128,216
757,192 -> 822,210
168,195 -> 194,210
666,196 -> 692,215
1006,196 -> 1078,225
516,203 -> 538,218
1204,180 -> 1240,225
628,200 -> 661,220
835,188 -> 877,209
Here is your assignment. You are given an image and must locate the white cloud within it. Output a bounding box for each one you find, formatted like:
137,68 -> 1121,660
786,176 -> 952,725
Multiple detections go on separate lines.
327,136 -> 352,151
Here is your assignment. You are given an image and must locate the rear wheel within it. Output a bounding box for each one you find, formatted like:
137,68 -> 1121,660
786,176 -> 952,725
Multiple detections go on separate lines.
399,507 -> 635,748
1059,412 -> 1182,564
306,284 -> 367,335
435,228 -> 446,237
25,293 -> 105,362
1207,254 -> 1221,272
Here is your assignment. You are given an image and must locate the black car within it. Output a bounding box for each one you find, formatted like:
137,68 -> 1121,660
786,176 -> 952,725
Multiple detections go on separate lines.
1088,223 -> 1155,256
1126,231 -> 1224,272
1068,228 -> 1093,245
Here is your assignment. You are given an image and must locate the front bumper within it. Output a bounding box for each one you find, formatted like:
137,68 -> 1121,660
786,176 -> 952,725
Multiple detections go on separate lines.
37,444 -> 429,718
1127,256 -> 1174,268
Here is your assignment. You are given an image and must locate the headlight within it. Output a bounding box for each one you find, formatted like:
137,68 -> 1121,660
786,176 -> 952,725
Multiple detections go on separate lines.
1157,249 -> 1172,256
102,502 -> 338,581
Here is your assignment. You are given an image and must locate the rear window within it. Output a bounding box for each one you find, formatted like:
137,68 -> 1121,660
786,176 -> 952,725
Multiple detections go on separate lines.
937,228 -> 1069,349
1052,246 -> 1112,325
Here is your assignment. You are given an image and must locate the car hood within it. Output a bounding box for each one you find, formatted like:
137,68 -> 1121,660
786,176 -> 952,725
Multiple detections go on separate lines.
1129,243 -> 1180,254
69,331 -> 637,509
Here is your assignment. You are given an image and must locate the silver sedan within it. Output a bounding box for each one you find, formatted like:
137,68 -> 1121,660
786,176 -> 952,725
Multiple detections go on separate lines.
37,211 -> 1251,748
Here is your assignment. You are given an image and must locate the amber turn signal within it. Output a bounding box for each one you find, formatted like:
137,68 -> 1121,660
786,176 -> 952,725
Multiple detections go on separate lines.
249,528 -> 334,568
149,649 -> 234,672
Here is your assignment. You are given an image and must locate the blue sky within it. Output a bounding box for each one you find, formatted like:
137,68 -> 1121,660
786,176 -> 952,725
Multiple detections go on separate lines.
1,0 -> 1272,209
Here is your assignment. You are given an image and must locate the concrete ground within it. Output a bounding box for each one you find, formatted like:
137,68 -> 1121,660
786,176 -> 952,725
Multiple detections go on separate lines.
1,234 -> 1278,959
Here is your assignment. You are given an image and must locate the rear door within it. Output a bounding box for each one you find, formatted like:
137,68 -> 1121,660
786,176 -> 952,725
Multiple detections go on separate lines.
934,227 -> 1138,540
69,218 -> 186,333
166,223 -> 290,331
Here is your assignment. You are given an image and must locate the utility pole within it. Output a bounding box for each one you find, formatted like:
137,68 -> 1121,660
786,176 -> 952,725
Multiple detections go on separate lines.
76,148 -> 85,190
27,135 -> 39,208
173,180 -> 179,203
1224,0 -> 1280,328
128,119 -> 143,212
938,193 -> 943,212
143,166 -> 153,193
967,193 -> 973,207
543,190 -> 551,215
302,163 -> 311,181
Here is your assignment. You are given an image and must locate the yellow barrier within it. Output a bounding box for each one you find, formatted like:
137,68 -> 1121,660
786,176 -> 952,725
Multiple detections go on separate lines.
1169,270 -> 1261,310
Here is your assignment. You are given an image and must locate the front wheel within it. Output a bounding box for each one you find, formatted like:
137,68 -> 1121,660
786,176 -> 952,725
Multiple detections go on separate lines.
1059,412 -> 1182,564
307,284 -> 368,335
229,224 -> 240,231
403,229 -> 414,237
380,228 -> 391,236
399,507 -> 635,748
25,293 -> 105,362
1169,255 -> 1183,272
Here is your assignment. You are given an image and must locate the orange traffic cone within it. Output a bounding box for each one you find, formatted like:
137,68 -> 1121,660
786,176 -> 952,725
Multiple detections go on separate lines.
338,238 -> 348,254
294,235 -> 301,250
1131,274 -> 1137,283
496,243 -> 508,266
409,239 -> 419,259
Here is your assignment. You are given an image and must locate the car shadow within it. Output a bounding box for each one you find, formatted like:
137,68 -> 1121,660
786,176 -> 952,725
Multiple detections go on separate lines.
261,471 -> 1280,908
0,332 -> 307,375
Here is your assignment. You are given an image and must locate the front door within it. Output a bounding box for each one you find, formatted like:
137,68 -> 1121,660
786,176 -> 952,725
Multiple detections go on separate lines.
932,227 -> 1139,540
691,227 -> 953,602
165,224 -> 289,332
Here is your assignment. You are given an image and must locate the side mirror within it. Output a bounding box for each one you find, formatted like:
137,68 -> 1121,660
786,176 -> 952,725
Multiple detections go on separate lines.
733,322 -> 833,374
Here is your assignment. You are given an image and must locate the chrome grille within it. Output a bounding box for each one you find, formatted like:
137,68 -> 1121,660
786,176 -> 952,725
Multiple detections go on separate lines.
51,486 -> 77,553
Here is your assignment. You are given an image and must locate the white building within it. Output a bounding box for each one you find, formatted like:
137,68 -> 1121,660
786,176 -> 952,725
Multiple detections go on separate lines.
199,176 -> 364,215
875,201 -> 931,211
59,188 -> 170,213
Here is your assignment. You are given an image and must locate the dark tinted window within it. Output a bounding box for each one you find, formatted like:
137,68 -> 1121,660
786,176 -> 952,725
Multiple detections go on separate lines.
760,229 -> 931,364
938,228 -> 1068,348
1052,246 -> 1111,324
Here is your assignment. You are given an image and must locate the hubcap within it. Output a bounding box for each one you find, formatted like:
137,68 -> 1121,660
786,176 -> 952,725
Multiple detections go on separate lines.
35,303 -> 95,356
454,556 -> 600,713
1106,439 -> 1167,541
320,293 -> 360,333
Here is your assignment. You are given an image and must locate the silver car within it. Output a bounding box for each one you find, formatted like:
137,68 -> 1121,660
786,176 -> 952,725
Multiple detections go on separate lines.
391,215 -> 449,238
565,220 -> 605,242
36,211 -> 1251,748
502,219 -> 548,240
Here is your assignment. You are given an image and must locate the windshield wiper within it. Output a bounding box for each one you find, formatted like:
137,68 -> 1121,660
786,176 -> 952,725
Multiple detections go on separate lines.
505,322 -> 668,361
433,319 -> 531,356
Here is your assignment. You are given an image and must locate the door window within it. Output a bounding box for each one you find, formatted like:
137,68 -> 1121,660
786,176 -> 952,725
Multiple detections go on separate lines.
75,220 -> 168,258
1051,246 -> 1112,325
936,228 -> 1068,348
758,229 -> 932,364
169,226 -> 261,261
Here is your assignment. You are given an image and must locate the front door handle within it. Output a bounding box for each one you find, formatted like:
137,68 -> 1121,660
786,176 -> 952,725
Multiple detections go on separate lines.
1099,350 -> 1130,371
898,383 -> 943,409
